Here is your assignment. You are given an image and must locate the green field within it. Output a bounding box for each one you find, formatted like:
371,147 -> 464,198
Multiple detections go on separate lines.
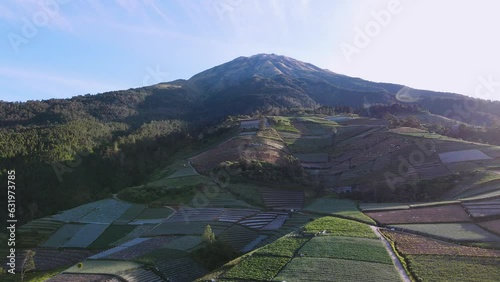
273,257 -> 400,282
64,259 -> 142,275
407,255 -> 500,282
255,237 -> 309,257
161,235 -> 201,251
167,166 -> 199,178
88,224 -> 136,249
359,203 -> 411,211
392,223 -> 500,242
298,236 -> 392,264
17,217 -> 64,247
221,255 -> 290,281
303,217 -> 378,239
269,116 -> 300,133
113,204 -> 146,224
134,207 -> 174,220
305,198 -> 376,224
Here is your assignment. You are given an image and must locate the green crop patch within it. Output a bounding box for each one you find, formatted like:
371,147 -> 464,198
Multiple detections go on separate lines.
114,204 -> 146,224
221,255 -> 290,281
135,207 -> 174,220
305,198 -> 376,224
255,237 -> 309,258
407,255 -> 500,282
299,236 -> 392,264
274,257 -> 400,282
303,217 -> 377,239
161,235 -> 201,251
88,224 -> 136,249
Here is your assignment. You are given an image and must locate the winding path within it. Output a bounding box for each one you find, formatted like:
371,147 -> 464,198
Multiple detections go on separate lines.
370,226 -> 411,282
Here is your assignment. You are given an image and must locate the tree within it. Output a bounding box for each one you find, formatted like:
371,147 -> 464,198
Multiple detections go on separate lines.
21,250 -> 36,282
202,224 -> 215,244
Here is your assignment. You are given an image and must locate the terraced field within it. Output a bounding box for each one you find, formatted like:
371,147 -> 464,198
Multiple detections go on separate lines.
366,204 -> 471,225
407,255 -> 500,281
390,223 -> 500,242
274,257 -> 400,282
260,188 -> 304,210
462,198 -> 500,218
12,249 -> 93,271
204,216 -> 400,281
381,229 -> 500,256
304,197 -> 375,224
17,217 -> 64,247
298,236 -> 393,264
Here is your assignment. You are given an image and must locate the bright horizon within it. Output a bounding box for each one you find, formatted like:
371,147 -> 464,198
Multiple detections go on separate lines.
1,0 -> 500,102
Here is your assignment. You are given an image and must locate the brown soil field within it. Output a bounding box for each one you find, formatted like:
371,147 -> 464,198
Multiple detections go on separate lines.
382,229 -> 500,257
191,137 -> 289,173
366,204 -> 471,225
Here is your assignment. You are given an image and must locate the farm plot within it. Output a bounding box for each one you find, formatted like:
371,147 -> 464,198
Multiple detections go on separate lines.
479,219 -> 500,235
63,223 -> 109,248
366,204 -> 471,225
381,229 -> 500,257
78,200 -> 131,224
13,249 -> 93,271
298,236 -> 392,264
294,153 -> 328,163
217,209 -> 259,223
414,163 -> 452,179
239,212 -> 288,230
47,273 -> 120,282
17,217 -> 64,247
88,224 -> 137,249
391,223 -> 500,242
303,216 -> 378,239
439,149 -> 493,164
405,255 -> 500,282
130,207 -> 174,224
64,259 -> 142,275
109,225 -> 155,246
164,208 -> 224,223
359,203 -> 410,212
462,198 -> 500,218
113,204 -> 146,224
240,119 -> 261,130
41,224 -> 84,248
273,257 -> 400,282
167,166 -> 198,178
286,137 -> 333,154
144,221 -> 232,236
155,256 -> 208,282
255,237 -> 309,257
161,235 -> 201,251
90,238 -> 150,259
454,179 -> 500,199
118,267 -> 162,282
104,236 -> 176,260
260,188 -> 304,210
304,198 -> 375,224
51,200 -> 104,222
201,188 -> 256,208
218,225 -> 260,252
221,255 -> 290,281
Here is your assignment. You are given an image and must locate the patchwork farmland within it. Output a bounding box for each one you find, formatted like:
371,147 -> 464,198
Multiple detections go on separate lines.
5,115 -> 500,282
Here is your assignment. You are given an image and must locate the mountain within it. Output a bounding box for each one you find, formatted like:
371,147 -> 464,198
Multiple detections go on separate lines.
2,54 -> 500,226
3,53 -> 498,127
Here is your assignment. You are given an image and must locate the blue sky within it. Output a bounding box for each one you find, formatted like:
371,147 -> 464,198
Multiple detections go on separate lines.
1,0 -> 500,102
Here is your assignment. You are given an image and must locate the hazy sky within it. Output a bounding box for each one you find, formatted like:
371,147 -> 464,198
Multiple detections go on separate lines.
1,0 -> 499,101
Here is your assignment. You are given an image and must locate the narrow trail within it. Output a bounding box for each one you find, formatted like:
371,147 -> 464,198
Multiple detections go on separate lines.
370,226 -> 412,282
